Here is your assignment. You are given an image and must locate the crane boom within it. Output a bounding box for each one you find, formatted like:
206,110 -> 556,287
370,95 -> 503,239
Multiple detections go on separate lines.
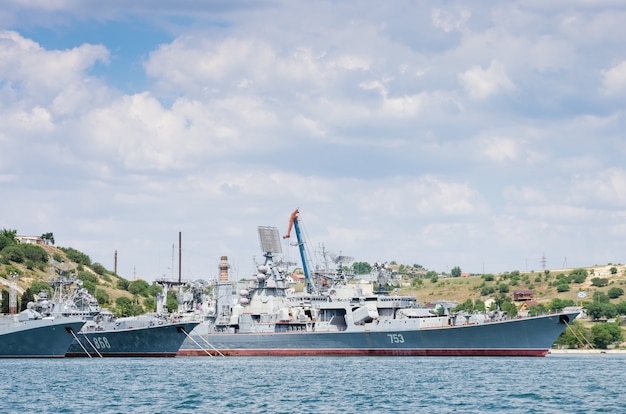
283,208 -> 316,293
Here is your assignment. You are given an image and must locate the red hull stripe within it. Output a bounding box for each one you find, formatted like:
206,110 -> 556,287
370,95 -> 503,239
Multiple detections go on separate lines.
177,349 -> 549,357
66,352 -> 177,358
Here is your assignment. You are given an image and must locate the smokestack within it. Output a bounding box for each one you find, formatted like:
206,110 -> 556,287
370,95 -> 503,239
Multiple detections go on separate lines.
219,256 -> 230,281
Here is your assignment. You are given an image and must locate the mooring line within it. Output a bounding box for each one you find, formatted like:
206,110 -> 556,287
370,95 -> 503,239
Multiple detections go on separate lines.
68,328 -> 92,358
79,331 -> 103,358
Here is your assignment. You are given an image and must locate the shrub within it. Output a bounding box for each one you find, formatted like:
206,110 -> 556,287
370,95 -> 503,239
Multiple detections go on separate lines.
21,244 -> 48,263
60,247 -> 92,266
2,245 -> 25,263
117,278 -> 130,290
91,262 -> 107,275
481,285 -> 495,296
76,271 -> 98,283
607,287 -> 624,299
95,289 -> 110,305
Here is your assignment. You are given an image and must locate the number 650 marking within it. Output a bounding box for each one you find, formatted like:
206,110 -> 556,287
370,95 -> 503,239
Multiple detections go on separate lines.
387,333 -> 405,344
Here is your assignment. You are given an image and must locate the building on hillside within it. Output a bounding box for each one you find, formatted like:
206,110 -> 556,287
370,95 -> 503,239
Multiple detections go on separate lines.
513,290 -> 534,301
286,273 -> 305,285
16,235 -> 43,245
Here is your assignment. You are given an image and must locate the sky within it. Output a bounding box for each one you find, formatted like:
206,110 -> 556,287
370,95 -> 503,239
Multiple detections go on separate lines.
1,1 -> 626,282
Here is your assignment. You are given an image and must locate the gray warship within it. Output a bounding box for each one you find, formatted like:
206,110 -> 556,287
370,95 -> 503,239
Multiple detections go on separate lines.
177,210 -> 579,357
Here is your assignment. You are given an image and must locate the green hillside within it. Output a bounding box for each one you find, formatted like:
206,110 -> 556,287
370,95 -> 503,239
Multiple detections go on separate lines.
0,242 -> 162,316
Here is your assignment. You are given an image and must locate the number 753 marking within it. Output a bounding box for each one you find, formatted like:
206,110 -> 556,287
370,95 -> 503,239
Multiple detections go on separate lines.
387,333 -> 405,344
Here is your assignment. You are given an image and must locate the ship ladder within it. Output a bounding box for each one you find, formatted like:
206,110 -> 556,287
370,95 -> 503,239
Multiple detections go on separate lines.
563,319 -> 595,351
68,328 -> 103,358
179,328 -> 225,357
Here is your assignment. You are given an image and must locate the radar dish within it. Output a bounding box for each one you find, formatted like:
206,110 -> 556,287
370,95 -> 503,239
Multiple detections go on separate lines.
258,226 -> 282,254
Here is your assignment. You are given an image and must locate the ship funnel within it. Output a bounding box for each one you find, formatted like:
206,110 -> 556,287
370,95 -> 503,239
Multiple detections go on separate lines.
219,256 -> 230,282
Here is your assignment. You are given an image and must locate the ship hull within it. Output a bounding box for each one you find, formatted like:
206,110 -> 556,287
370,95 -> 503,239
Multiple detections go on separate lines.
0,319 -> 86,358
66,322 -> 198,357
177,312 -> 577,357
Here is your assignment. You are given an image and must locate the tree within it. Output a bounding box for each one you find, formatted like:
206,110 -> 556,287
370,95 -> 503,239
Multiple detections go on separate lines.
453,298 -> 474,313
586,302 -> 603,321
41,232 -> 55,245
0,228 -> 17,251
586,302 -> 617,320
352,262 -> 372,275
474,299 -> 486,312
591,322 -> 623,349
117,278 -> 130,290
95,289 -> 110,305
600,303 -> 617,319
607,287 -> 624,299
147,283 -> 164,298
528,304 -> 547,316
2,245 -> 25,263
82,280 -> 96,295
30,280 -> 51,296
450,266 -> 462,278
591,277 -> 608,287
128,279 -> 150,296
1,290 -> 9,313
569,268 -> 588,284
592,291 -> 610,304
549,298 -> 575,312
20,288 -> 35,311
609,267 -> 618,275
166,291 -> 179,312
114,296 -> 144,317
143,297 -> 156,312
499,298 -> 518,317
22,244 -> 48,263
554,320 -> 590,348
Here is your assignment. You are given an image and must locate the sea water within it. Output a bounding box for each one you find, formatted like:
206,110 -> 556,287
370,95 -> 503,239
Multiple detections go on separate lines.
1,354 -> 624,413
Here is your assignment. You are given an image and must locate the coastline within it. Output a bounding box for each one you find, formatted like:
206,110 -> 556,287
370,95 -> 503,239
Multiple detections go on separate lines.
549,349 -> 626,354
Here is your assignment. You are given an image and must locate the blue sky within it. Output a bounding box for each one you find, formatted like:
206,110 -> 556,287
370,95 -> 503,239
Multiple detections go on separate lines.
1,1 -> 625,282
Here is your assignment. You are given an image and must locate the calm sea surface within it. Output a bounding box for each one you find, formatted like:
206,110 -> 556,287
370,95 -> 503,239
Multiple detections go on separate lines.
1,354 -> 624,413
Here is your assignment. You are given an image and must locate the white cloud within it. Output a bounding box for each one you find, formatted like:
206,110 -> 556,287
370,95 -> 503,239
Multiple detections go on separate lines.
0,31 -> 109,106
359,175 -> 486,218
479,136 -> 520,163
458,60 -> 516,100
600,61 -> 626,96
431,7 -> 471,33
292,114 -> 326,137
571,168 -> 626,206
